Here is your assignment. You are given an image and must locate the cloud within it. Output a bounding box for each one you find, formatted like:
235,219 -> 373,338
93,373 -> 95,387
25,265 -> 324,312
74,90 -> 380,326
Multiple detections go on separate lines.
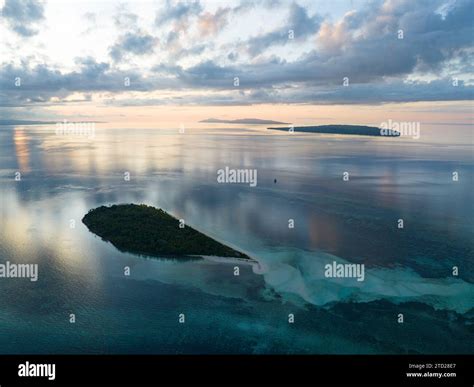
154,0 -> 205,60
81,12 -> 97,35
1,0 -> 473,108
0,57 -> 158,106
109,31 -> 158,61
1,0 -> 44,36
173,60 -> 236,87
114,8 -> 138,29
245,3 -> 321,56
198,7 -> 231,37
278,78 -> 474,105
104,78 -> 474,107
309,0 -> 473,83
174,0 -> 473,89
2,57 -> 472,108
155,0 -> 202,26
160,30 -> 209,61
196,0 -> 278,39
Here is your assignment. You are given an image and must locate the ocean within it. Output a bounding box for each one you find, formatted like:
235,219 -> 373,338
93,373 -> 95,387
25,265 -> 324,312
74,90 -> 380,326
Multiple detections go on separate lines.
0,124 -> 472,354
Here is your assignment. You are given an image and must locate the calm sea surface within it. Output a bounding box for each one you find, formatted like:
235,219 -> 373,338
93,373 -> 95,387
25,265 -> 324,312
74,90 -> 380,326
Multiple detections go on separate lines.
0,124 -> 472,353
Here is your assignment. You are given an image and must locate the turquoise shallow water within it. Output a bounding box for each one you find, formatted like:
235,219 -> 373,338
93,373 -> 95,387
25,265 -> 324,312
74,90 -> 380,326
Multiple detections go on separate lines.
0,125 -> 473,353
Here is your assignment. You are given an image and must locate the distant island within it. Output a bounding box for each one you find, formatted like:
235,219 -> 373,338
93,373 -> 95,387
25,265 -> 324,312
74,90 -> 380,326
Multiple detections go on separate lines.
268,124 -> 400,137
0,119 -> 57,126
0,119 -> 106,126
82,204 -> 251,260
201,118 -> 289,125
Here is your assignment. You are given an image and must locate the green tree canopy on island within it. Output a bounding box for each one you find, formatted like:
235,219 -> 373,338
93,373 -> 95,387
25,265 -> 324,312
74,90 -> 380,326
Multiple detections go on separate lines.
82,204 -> 250,259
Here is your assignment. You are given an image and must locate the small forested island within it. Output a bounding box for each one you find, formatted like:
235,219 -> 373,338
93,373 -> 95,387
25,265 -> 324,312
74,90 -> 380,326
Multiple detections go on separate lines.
268,124 -> 400,137
82,204 -> 250,260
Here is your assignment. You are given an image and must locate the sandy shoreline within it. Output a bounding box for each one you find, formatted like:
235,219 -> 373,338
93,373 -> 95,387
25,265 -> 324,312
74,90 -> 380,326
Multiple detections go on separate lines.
198,255 -> 260,267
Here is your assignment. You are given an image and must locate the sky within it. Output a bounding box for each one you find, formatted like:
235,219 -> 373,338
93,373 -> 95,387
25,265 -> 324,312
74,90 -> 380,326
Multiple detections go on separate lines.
0,0 -> 473,127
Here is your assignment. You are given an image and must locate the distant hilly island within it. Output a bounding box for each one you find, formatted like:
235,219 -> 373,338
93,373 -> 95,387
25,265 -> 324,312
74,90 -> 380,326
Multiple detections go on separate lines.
201,118 -> 289,125
268,124 -> 400,137
0,119 -> 57,126
0,119 -> 104,126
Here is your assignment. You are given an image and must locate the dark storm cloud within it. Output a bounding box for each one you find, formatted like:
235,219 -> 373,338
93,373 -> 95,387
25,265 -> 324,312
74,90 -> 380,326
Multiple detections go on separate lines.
1,0 -> 44,36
